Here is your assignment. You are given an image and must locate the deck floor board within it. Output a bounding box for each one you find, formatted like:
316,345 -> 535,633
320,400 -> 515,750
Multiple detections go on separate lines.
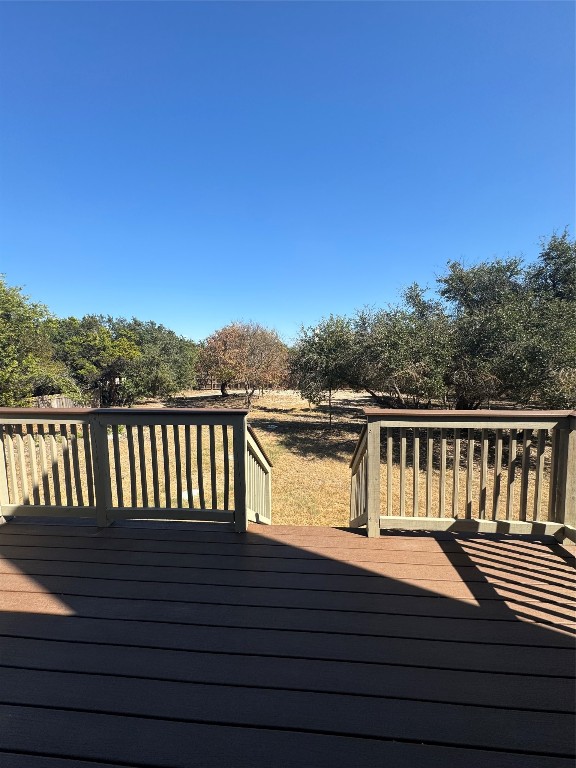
0,521 -> 574,766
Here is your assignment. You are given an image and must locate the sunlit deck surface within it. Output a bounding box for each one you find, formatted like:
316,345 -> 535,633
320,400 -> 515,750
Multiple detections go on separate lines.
0,520 -> 574,768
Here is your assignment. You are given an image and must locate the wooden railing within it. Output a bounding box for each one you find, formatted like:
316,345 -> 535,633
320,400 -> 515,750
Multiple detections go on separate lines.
350,424 -> 368,527
246,426 -> 272,524
0,408 -> 272,532
350,409 -> 576,541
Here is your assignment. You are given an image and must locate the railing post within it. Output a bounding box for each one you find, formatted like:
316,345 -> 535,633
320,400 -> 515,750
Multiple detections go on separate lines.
233,414 -> 248,532
366,417 -> 381,538
0,426 -> 9,523
556,413 -> 576,542
89,414 -> 112,528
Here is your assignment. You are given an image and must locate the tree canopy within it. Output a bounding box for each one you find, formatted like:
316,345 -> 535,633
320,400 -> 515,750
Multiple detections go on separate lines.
291,231 -> 576,410
0,280 -> 199,408
290,315 -> 355,422
200,322 -> 288,406
0,277 -> 79,406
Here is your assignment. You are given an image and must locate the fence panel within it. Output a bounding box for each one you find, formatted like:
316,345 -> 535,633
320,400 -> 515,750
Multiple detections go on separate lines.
0,407 -> 270,531
350,409 -> 575,539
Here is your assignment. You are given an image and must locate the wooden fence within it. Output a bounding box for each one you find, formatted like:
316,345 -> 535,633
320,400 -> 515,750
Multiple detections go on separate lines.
350,409 -> 576,541
0,408 -> 272,532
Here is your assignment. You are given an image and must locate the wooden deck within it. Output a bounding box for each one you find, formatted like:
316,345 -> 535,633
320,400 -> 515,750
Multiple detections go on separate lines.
0,520 -> 574,767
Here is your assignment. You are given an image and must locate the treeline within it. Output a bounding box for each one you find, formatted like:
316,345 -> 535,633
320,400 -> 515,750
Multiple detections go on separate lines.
0,285 -> 197,407
1,230 -> 574,410
291,231 -> 576,411
0,276 -> 288,408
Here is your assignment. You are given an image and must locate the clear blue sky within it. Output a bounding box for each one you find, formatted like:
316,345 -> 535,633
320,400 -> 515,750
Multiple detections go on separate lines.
0,1 -> 574,343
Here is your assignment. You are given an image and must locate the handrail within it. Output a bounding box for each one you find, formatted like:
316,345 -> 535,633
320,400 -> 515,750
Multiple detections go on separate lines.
349,425 -> 369,528
364,408 -> 574,417
349,424 -> 367,470
363,408 -> 572,430
247,424 -> 273,467
350,408 -> 575,541
246,427 -> 272,525
0,407 -> 272,532
0,407 -> 250,417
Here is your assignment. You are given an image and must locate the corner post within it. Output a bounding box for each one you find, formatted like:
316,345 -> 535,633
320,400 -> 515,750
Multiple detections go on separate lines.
366,417 -> 381,538
89,413 -> 112,528
233,414 -> 248,532
557,413 -> 576,542
0,425 -> 9,523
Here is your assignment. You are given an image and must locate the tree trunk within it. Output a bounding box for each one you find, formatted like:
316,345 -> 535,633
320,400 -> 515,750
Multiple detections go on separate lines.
245,387 -> 256,408
364,389 -> 403,408
220,381 -> 229,397
392,383 -> 406,407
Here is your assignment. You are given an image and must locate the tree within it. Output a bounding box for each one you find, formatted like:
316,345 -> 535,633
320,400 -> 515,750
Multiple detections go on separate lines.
0,277 -> 79,406
437,258 -> 527,408
108,318 -> 197,400
350,288 -> 452,408
289,231 -> 575,412
527,229 -> 576,302
438,233 -> 576,408
51,316 -> 142,406
201,322 -> 288,406
290,316 -> 355,424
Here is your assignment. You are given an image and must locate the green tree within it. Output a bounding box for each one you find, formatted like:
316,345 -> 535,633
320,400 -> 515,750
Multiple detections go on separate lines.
438,232 -> 576,408
51,316 -> 141,406
290,316 -> 355,424
438,258 -> 526,408
109,318 -> 197,400
351,288 -> 452,408
0,277 -> 79,406
527,229 -> 576,302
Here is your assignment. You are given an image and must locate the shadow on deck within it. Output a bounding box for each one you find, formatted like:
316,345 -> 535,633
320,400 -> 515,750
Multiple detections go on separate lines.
0,519 -> 574,767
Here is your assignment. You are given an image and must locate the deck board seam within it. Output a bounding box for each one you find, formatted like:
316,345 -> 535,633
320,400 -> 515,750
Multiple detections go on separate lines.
5,583 -> 575,610
0,544 -> 576,578
0,750 -> 148,768
2,538 -> 572,562
0,634 -> 573,675
1,527 -> 569,546
0,663 -> 573,712
2,562 -> 574,595
3,605 -> 572,632
1,702 -> 574,759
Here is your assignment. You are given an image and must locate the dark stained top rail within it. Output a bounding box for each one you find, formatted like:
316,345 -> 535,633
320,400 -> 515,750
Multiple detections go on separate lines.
364,408 -> 575,418
0,407 -> 250,418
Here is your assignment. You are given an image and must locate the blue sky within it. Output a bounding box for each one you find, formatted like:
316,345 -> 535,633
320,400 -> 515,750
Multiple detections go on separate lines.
0,1 -> 574,343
